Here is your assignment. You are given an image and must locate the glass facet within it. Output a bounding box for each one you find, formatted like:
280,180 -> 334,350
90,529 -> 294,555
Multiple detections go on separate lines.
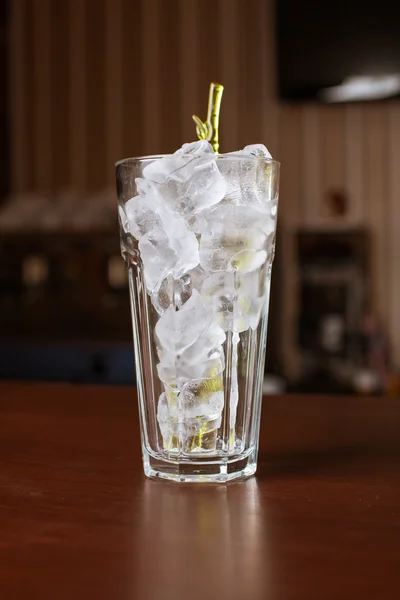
116,151 -> 280,483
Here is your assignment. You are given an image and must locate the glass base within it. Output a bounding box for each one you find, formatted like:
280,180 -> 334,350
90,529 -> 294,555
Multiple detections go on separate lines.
142,447 -> 258,484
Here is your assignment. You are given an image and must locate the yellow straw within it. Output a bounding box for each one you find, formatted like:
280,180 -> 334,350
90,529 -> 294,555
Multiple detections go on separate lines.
192,82 -> 224,153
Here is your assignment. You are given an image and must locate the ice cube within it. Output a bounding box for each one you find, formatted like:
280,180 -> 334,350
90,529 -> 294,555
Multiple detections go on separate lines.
142,155 -> 189,185
199,221 -> 237,272
151,275 -> 173,315
199,220 -> 268,273
217,149 -> 276,214
157,348 -> 225,391
205,203 -> 264,227
239,264 -> 268,300
200,202 -> 276,270
164,382 -> 180,406
135,177 -> 161,212
155,289 -> 212,355
183,319 -> 226,364
187,211 -> 208,234
160,158 -> 226,219
156,301 -> 225,383
173,266 -> 205,309
137,177 -> 201,272
242,144 -> 272,159
202,202 -> 275,240
237,292 -> 264,331
139,220 -> 199,292
180,374 -> 224,453
165,218 -> 200,280
236,262 -> 271,330
181,382 -> 224,420
199,244 -> 231,273
201,260 -> 270,334
157,392 -> 179,450
123,194 -> 162,240
230,249 -> 267,273
157,385 -> 223,454
143,141 -> 214,184
132,179 -> 200,292
151,267 -> 205,315
176,140 -> 215,157
201,271 -> 252,333
261,213 -> 276,237
142,142 -> 226,221
201,271 -> 237,331
139,230 -> 178,292
148,159 -> 225,221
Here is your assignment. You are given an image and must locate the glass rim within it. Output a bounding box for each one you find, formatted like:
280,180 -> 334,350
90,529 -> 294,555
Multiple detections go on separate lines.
115,153 -> 280,169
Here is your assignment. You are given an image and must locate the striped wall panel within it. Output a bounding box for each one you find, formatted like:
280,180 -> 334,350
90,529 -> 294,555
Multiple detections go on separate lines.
7,0 -> 400,366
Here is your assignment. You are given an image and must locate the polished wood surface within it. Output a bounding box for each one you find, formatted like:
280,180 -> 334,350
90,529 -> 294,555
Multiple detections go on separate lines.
1,382 -> 400,599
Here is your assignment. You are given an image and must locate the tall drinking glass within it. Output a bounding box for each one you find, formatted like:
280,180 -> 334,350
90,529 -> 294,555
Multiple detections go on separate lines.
116,149 -> 280,483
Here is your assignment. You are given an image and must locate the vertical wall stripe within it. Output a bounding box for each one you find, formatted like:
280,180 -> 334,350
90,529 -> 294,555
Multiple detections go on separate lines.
218,0 -> 239,153
69,0 -> 87,190
365,105 -> 387,324
279,106 -> 302,378
237,0 -> 262,147
121,0 -> 143,160
258,0 -> 279,155
344,105 -> 364,226
159,1 -> 182,153
279,106 -> 302,224
9,0 -> 27,193
86,0 -> 107,191
105,0 -> 123,184
180,0 -> 198,143
51,0 -> 70,191
387,104 -> 400,362
196,0 -> 221,126
23,0 -> 35,191
33,0 -> 52,191
142,0 -> 160,155
321,107 -> 345,207
301,105 -> 321,226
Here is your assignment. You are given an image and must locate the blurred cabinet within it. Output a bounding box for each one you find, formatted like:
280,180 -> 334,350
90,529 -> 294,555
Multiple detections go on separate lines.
290,228 -> 372,392
0,231 -> 132,343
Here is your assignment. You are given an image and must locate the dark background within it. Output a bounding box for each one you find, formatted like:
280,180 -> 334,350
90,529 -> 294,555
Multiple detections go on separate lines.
277,0 -> 400,100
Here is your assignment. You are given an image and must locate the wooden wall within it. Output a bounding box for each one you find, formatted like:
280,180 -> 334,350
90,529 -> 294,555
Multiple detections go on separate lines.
279,102 -> 400,374
9,0 -> 279,192
8,0 -> 400,370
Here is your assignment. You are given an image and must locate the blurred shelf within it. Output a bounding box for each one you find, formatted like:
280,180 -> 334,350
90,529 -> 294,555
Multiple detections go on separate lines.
0,229 -> 132,347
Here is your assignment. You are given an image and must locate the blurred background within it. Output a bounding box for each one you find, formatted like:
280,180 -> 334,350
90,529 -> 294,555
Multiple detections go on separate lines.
0,0 -> 399,395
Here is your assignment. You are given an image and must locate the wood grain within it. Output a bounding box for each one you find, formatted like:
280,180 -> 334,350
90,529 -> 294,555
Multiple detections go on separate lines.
1,382 -> 400,600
